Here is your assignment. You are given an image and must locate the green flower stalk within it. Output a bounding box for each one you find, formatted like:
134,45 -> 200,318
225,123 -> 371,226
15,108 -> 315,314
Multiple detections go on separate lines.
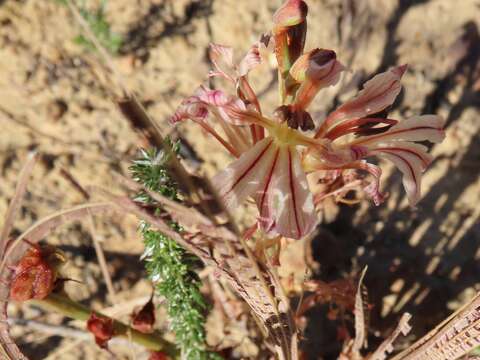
130,146 -> 220,360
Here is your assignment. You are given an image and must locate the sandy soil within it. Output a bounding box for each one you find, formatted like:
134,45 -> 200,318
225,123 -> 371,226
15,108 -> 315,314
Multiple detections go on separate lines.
0,0 -> 479,359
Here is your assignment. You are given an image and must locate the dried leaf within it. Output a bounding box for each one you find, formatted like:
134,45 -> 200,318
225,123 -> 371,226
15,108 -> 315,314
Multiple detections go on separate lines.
352,267 -> 369,354
370,313 -> 412,360
0,152 -> 37,256
392,292 -> 480,360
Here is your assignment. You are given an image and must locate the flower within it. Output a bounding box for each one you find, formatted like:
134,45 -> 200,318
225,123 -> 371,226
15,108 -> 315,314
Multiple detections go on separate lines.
171,0 -> 445,239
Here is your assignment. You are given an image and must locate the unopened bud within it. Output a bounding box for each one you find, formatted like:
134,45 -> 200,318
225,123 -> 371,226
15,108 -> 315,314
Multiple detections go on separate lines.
290,49 -> 337,83
273,0 -> 308,29
273,0 -> 308,77
290,49 -> 344,110
87,313 -> 114,349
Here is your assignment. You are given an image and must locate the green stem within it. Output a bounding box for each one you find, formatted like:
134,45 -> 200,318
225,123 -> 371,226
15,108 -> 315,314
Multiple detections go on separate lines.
31,293 -> 178,357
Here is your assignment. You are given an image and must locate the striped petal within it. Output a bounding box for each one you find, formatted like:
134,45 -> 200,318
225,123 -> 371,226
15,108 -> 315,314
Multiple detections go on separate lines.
352,115 -> 445,146
319,65 -> 407,135
257,146 -> 316,239
212,137 -> 277,210
212,138 -> 316,239
368,142 -> 434,205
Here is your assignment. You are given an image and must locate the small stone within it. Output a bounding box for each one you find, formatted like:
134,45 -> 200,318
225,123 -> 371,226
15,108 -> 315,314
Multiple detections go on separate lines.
47,99 -> 68,121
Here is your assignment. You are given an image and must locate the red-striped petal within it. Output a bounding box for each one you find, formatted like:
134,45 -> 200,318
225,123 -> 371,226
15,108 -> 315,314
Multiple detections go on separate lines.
352,115 -> 445,146
318,65 -> 407,136
367,142 -> 434,205
257,146 -> 316,239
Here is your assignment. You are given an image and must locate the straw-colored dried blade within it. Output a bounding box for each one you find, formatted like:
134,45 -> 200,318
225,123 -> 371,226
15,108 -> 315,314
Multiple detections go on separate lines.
0,152 -> 37,255
353,267 -> 369,354
369,313 -> 412,360
392,291 -> 480,360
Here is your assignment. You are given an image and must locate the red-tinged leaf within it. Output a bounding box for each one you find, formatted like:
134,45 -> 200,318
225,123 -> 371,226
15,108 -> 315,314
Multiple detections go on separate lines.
87,313 -> 114,349
319,65 -> 407,136
132,296 -> 156,334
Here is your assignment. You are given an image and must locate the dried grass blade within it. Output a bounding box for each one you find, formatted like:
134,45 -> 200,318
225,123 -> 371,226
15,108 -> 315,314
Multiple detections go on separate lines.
353,266 -> 369,353
370,313 -> 412,360
0,152 -> 37,255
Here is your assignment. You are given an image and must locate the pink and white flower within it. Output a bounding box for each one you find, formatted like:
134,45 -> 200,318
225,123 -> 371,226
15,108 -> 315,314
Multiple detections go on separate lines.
171,0 -> 445,239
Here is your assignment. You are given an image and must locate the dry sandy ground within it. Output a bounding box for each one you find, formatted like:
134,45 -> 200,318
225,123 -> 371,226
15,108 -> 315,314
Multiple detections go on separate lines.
0,0 -> 479,359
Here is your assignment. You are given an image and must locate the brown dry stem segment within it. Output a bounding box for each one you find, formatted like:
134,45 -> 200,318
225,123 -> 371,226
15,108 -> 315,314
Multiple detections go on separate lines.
31,293 -> 177,356
392,291 -> 480,360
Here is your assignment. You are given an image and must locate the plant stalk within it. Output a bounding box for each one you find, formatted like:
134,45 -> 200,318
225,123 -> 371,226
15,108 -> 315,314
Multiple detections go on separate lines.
30,293 -> 178,357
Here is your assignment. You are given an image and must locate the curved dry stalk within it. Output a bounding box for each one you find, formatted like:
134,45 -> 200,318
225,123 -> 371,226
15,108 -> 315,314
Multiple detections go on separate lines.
0,152 -> 37,255
30,293 -> 176,355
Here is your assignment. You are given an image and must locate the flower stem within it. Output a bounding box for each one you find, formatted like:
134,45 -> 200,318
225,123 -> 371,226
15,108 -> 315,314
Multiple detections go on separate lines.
30,293 -> 178,357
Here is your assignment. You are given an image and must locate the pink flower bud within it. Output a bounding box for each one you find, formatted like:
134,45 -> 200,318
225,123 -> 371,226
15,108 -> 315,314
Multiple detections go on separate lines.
87,313 -> 114,349
290,49 -> 344,110
273,0 -> 308,76
273,0 -> 308,29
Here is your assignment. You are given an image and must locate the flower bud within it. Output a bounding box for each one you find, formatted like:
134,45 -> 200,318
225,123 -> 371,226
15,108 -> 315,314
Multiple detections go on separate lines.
131,296 -> 156,334
273,0 -> 308,76
290,49 -> 337,83
87,313 -> 114,349
290,48 -> 344,110
10,244 -> 65,302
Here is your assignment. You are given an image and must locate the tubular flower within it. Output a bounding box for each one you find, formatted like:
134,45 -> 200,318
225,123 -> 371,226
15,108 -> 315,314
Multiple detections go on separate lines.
170,0 -> 445,239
